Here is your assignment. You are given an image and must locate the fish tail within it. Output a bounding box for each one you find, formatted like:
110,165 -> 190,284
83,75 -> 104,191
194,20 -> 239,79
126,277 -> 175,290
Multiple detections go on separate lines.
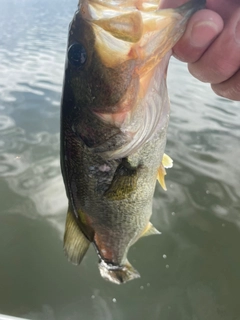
98,260 -> 140,285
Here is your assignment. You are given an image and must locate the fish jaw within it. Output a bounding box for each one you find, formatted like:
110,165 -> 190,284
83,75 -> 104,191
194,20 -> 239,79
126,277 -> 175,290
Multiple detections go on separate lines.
78,0 -> 203,79
78,0 -> 206,77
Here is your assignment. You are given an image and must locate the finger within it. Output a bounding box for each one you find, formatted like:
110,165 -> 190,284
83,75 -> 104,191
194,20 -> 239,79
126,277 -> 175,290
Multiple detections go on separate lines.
207,0 -> 240,22
211,70 -> 240,101
188,8 -> 240,84
173,9 -> 223,63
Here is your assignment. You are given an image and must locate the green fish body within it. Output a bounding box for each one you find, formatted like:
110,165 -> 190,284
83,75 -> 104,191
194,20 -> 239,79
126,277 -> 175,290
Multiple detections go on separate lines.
60,0 -> 205,284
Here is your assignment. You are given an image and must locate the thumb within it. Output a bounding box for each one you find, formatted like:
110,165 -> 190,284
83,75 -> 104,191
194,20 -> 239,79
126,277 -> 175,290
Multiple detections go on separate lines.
173,9 -> 223,63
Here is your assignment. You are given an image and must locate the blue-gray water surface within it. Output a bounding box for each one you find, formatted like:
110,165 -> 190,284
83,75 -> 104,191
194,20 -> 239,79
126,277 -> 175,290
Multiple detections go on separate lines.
0,0 -> 240,319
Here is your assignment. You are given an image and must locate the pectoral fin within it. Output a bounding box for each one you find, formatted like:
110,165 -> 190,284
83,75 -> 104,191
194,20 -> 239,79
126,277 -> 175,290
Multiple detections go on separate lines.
157,153 -> 173,191
64,207 -> 90,265
104,159 -> 140,200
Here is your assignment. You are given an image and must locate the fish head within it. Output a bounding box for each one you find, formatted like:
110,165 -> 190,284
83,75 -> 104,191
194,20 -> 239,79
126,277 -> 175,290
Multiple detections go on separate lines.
66,4 -> 138,116
65,0 -> 205,157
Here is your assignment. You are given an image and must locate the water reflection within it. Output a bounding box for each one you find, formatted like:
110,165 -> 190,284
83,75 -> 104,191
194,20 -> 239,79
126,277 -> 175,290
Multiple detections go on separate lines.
0,0 -> 240,319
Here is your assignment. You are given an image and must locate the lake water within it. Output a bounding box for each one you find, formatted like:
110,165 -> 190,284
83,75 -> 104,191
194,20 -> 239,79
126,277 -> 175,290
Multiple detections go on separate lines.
1,0 -> 240,319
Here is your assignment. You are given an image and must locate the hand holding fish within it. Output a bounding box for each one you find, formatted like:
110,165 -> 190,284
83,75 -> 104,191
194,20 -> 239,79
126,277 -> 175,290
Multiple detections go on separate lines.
161,0 -> 240,101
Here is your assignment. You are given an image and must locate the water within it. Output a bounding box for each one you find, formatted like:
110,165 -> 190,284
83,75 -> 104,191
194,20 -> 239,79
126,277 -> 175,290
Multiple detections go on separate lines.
0,0 -> 240,319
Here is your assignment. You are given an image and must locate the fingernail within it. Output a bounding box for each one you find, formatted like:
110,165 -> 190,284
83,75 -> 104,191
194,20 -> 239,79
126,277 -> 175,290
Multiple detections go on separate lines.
190,20 -> 219,48
235,19 -> 240,45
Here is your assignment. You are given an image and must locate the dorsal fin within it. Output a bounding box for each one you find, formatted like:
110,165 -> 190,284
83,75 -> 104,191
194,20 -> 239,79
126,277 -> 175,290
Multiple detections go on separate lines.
63,206 -> 90,265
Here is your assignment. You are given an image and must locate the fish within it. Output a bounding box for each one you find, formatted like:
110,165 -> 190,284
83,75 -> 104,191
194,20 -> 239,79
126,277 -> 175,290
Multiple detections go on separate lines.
60,0 -> 205,284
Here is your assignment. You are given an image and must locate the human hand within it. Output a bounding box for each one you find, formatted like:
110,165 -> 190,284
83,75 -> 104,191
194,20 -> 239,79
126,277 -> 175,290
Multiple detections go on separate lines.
160,0 -> 240,101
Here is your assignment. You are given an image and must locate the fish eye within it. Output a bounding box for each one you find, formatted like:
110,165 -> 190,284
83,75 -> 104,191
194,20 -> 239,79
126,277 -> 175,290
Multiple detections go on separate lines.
68,43 -> 87,67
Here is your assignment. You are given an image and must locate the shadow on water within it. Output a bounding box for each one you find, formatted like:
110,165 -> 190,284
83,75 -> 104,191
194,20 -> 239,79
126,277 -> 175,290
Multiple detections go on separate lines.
0,0 -> 240,319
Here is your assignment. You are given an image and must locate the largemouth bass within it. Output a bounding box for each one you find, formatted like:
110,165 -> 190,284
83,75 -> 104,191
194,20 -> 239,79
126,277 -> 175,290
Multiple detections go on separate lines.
60,0 -> 205,284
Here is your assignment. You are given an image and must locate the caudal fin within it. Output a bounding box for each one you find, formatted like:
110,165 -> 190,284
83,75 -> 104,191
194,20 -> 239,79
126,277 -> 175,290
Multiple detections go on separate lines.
98,260 -> 140,284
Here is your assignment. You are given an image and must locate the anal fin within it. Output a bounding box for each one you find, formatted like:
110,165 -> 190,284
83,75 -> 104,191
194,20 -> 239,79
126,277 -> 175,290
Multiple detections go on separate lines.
141,222 -> 161,237
64,206 -> 90,265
